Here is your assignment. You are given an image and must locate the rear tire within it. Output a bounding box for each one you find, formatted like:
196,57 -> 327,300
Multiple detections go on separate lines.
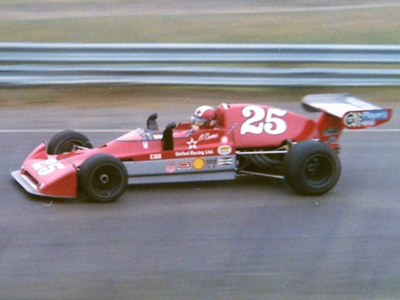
47,130 -> 93,154
79,154 -> 127,202
284,141 -> 341,195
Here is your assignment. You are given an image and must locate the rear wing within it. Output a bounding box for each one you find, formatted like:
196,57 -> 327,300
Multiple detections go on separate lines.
302,93 -> 392,129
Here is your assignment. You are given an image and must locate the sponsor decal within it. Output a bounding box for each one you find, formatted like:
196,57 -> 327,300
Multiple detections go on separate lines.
362,110 -> 388,121
344,110 -> 388,127
166,161 -> 176,173
206,158 -> 217,169
187,133 -> 219,150
344,112 -> 362,127
193,158 -> 205,170
198,133 -> 219,141
186,138 -> 198,149
142,141 -> 149,149
217,145 -> 232,156
175,149 -> 214,157
218,157 -> 234,166
150,153 -> 162,160
32,158 -> 65,176
178,162 -> 191,169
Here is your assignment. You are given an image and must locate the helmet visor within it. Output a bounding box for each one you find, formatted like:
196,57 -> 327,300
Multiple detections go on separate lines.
191,115 -> 207,127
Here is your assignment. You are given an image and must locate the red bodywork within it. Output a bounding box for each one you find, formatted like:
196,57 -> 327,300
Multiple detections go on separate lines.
12,94 -> 392,199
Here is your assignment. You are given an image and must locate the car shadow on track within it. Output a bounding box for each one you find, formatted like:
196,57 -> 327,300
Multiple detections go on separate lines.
11,175 -> 299,205
124,175 -> 294,201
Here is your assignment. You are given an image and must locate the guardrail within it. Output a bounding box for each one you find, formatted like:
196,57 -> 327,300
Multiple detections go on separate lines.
1,43 -> 400,86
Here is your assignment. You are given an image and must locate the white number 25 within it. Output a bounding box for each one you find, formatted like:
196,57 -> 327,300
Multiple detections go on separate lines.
32,158 -> 65,176
240,106 -> 287,135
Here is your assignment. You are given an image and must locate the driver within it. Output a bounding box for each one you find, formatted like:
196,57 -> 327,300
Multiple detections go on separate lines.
191,105 -> 218,129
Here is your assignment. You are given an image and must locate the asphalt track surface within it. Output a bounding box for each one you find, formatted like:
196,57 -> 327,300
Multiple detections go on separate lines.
0,100 -> 399,300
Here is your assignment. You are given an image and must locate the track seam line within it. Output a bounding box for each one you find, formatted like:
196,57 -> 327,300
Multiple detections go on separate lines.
0,129 -> 399,133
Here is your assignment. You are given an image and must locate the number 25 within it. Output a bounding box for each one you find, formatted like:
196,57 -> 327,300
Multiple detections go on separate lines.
240,106 -> 287,135
32,158 -> 65,176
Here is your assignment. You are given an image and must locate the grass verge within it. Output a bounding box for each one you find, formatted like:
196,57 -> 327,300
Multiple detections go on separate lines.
1,86 -> 398,109
0,5 -> 399,43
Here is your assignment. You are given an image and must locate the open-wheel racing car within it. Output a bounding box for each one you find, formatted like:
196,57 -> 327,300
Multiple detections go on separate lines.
12,94 -> 392,202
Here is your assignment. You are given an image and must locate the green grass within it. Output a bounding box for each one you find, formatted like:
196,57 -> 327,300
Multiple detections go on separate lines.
0,5 -> 399,43
1,86 -> 398,109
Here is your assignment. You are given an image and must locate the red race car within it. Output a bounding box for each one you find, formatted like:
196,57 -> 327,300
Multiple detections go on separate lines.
12,93 -> 392,202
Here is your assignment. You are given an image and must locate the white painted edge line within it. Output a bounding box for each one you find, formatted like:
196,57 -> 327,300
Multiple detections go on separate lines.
0,129 -> 131,133
0,128 -> 399,133
344,129 -> 400,132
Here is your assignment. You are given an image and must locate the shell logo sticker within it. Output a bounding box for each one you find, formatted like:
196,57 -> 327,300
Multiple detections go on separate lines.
193,158 -> 205,170
218,145 -> 232,155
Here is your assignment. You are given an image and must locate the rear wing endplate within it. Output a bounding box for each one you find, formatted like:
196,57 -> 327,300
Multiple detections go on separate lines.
302,93 -> 392,129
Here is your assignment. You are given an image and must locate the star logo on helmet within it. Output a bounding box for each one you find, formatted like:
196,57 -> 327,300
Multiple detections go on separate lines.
186,138 -> 198,149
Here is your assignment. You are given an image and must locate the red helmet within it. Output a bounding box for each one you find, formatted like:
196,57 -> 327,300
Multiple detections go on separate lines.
191,105 -> 217,128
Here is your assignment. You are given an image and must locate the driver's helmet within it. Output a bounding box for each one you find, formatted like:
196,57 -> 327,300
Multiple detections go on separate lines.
191,105 -> 217,128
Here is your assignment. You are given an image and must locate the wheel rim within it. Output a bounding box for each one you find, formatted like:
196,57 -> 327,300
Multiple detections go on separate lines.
89,164 -> 124,198
303,154 -> 335,187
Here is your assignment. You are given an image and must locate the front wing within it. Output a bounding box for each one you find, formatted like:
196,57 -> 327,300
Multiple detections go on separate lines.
11,143 -> 78,198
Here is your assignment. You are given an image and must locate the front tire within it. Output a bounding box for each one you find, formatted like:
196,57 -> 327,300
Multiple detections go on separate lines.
284,141 -> 341,195
47,130 -> 93,154
79,154 -> 127,202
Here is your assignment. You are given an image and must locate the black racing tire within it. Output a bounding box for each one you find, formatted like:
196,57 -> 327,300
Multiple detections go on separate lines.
79,154 -> 127,202
47,130 -> 93,155
284,140 -> 341,195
